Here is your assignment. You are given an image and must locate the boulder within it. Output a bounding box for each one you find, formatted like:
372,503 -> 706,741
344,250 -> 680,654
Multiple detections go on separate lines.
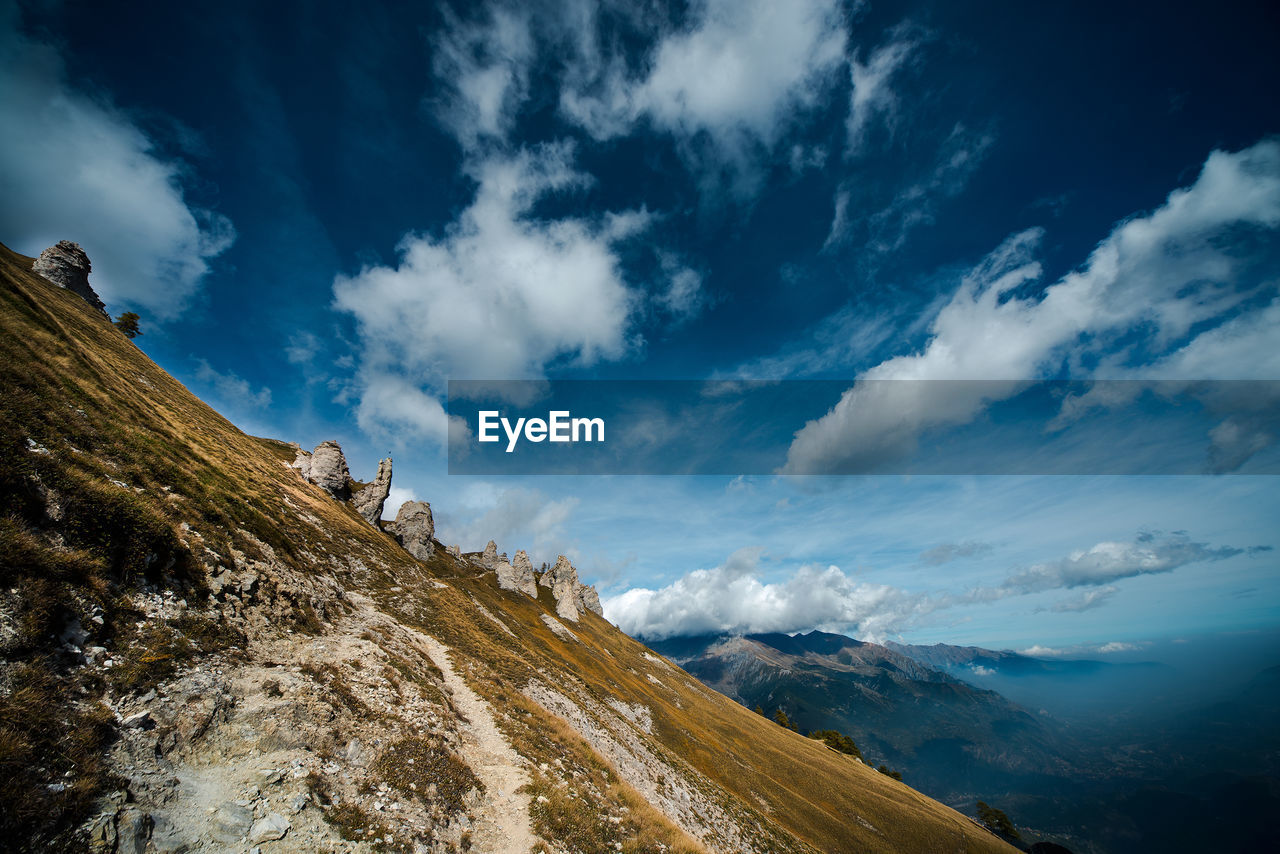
308,440 -> 351,499
352,456 -> 392,525
32,241 -> 108,317
115,808 -> 153,854
391,501 -> 434,560
249,812 -> 291,843
496,550 -> 538,598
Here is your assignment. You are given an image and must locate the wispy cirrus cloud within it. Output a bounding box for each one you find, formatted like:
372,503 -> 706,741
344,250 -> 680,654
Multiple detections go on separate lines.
788,139 -> 1280,474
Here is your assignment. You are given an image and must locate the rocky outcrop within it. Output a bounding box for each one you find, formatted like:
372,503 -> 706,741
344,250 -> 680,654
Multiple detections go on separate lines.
537,555 -> 603,622
351,457 -> 392,525
580,585 -> 604,617
308,441 -> 351,500
288,445 -> 312,481
496,550 -> 538,598
32,240 -> 108,316
479,540 -> 501,570
390,501 -> 434,561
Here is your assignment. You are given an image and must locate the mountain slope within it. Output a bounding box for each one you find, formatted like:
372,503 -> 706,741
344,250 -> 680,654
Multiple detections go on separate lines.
0,240 -> 1018,853
650,631 -> 1087,804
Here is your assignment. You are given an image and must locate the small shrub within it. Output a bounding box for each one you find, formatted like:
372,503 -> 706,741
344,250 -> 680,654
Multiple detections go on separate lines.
808,729 -> 862,760
976,801 -> 1020,840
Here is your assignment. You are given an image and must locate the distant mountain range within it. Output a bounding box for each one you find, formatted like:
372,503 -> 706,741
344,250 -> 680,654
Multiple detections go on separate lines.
650,629 -> 1280,854
649,630 -> 1092,804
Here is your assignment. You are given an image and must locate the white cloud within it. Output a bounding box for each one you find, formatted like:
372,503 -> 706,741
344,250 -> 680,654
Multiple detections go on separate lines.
984,533 -> 1241,601
919,541 -> 994,566
560,0 -> 847,197
1020,640 -> 1146,658
194,359 -> 272,409
285,331 -> 321,365
432,4 -> 535,150
1096,641 -> 1142,654
434,485 -> 579,565
605,546 -> 931,641
1019,645 -> 1070,658
827,123 -> 993,250
657,253 -> 706,322
845,37 -> 917,153
0,9 -> 233,318
607,531 -> 1256,641
786,140 -> 1280,473
1046,586 -> 1118,613
333,143 -> 641,440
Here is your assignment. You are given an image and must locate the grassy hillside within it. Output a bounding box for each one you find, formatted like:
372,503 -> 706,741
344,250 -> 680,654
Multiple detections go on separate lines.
0,240 -> 1018,853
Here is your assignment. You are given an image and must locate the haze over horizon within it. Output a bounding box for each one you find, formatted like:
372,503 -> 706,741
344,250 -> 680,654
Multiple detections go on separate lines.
2,0 -> 1277,654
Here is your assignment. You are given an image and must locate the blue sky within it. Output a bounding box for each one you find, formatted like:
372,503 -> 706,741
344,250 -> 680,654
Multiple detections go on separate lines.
2,0 -> 1278,652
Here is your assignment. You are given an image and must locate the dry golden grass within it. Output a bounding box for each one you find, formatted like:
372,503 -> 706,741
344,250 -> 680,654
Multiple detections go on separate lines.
0,240 -> 1016,853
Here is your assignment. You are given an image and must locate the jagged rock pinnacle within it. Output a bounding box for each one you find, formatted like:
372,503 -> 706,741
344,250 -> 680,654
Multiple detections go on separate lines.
32,241 -> 108,317
352,456 -> 392,525
536,555 -> 603,620
496,550 -> 538,598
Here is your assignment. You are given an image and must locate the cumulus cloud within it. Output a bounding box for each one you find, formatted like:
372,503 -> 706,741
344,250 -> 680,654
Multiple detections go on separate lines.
194,360 -> 272,409
605,546 -> 932,641
0,8 -> 233,318
607,531 -> 1258,641
786,140 -> 1280,474
333,143 -> 641,440
560,0 -> 847,197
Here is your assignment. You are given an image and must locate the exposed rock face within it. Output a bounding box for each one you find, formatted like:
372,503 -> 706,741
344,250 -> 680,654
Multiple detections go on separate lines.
537,555 -> 602,622
351,457 -> 392,526
308,441 -> 351,499
32,241 -> 108,317
479,540 -> 500,570
580,585 -> 604,617
391,501 -> 434,560
496,550 -> 538,598
288,445 -> 312,481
